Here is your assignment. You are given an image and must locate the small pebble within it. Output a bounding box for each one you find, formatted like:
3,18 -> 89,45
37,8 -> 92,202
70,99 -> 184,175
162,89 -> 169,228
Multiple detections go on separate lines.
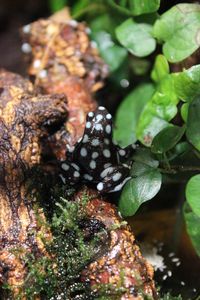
68,19 -> 78,28
21,43 -> 32,53
91,41 -> 98,48
167,270 -> 172,277
38,69 -> 47,78
85,27 -> 91,34
120,79 -> 129,88
172,257 -> 179,263
33,59 -> 41,69
162,275 -> 167,281
22,24 -> 31,34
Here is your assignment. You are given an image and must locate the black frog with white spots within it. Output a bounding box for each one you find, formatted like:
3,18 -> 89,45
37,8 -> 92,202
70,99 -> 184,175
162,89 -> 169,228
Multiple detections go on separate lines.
60,106 -> 135,193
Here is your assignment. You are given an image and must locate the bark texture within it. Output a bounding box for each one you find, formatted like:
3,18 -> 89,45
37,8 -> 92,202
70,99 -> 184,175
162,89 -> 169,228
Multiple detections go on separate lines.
0,70 -> 67,296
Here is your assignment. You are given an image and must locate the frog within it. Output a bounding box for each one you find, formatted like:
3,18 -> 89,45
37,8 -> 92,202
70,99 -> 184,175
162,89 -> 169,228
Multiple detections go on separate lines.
60,106 -> 136,193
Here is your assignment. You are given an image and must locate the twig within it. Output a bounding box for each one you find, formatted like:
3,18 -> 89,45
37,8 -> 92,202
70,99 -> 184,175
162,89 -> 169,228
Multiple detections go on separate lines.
159,165 -> 200,174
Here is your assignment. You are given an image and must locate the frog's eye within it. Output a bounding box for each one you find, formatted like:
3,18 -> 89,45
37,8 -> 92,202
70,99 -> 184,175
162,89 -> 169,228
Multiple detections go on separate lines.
84,106 -> 113,137
75,106 -> 115,171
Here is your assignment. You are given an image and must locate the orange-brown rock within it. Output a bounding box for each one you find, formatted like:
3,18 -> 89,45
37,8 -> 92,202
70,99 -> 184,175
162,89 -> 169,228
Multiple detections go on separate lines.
75,189 -> 158,300
21,11 -> 108,159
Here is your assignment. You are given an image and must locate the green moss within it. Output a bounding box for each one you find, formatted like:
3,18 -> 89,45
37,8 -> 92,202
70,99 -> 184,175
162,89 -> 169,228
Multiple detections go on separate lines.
2,188 -> 156,299
160,294 -> 182,300
3,190 -> 120,299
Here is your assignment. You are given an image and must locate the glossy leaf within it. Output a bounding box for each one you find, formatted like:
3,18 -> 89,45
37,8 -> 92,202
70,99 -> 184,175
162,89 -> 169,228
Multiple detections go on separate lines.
119,162 -> 162,216
136,75 -> 179,146
49,0 -> 67,12
181,103 -> 189,122
116,19 -> 156,57
154,4 -> 200,62
151,54 -> 169,82
72,0 -> 90,15
114,84 -> 155,147
132,148 -> 159,168
173,142 -> 191,158
130,57 -> 151,76
184,203 -> 200,256
90,13 -> 121,38
108,0 -> 160,16
186,174 -> 200,217
93,31 -> 127,72
186,97 -> 200,151
173,65 -> 200,103
151,125 -> 186,154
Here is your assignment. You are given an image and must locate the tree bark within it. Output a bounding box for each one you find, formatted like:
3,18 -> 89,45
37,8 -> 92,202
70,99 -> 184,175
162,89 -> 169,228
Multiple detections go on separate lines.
0,70 -> 67,296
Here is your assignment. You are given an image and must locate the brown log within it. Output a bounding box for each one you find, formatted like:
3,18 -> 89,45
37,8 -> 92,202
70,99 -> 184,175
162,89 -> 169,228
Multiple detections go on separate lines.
0,69 -> 67,296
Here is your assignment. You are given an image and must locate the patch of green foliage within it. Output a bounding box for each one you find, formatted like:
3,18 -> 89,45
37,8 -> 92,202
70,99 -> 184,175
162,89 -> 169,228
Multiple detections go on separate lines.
3,192 -> 96,299
50,0 -> 200,273
4,191 -> 133,300
47,0 -> 200,265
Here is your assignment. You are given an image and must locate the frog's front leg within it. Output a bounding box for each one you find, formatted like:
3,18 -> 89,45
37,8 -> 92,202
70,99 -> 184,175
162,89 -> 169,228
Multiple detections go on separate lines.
96,165 -> 131,193
116,143 -> 139,164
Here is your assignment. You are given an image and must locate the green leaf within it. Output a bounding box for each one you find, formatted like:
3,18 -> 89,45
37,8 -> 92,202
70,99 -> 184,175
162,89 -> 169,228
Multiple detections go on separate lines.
116,19 -> 156,57
186,174 -> 200,217
136,75 -> 179,146
184,203 -> 200,256
49,0 -> 67,12
173,65 -> 200,102
108,0 -> 160,16
135,12 -> 158,25
151,125 -> 186,154
130,57 -> 151,76
132,148 -> 159,168
181,103 -> 189,122
71,0 -> 106,19
90,13 -> 121,38
186,97 -> 200,151
151,54 -> 169,82
102,45 -> 127,72
72,0 -> 90,15
154,3 -> 200,62
119,162 -> 162,216
113,84 -> 155,147
173,142 -> 191,158
92,31 -> 127,72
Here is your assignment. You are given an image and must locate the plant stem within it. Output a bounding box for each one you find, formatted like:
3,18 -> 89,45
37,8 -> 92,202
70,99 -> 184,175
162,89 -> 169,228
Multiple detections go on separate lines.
72,3 -> 106,19
159,165 -> 200,174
